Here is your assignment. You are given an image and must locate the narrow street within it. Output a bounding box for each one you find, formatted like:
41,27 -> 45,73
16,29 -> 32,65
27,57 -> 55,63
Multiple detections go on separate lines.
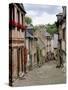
13,61 -> 66,86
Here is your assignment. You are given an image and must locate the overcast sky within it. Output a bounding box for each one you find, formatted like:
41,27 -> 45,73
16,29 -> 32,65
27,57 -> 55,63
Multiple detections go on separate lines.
24,4 -> 62,26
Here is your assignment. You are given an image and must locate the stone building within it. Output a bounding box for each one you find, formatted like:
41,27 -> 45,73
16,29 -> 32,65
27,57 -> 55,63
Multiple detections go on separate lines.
34,29 -> 46,66
44,33 -> 58,61
44,32 -> 52,61
56,6 -> 66,68
25,26 -> 37,70
9,3 -> 27,85
51,37 -> 54,53
53,34 -> 58,60
37,38 -> 45,67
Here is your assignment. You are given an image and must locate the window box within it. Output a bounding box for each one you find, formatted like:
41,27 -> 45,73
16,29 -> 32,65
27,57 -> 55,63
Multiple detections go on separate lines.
9,20 -> 17,27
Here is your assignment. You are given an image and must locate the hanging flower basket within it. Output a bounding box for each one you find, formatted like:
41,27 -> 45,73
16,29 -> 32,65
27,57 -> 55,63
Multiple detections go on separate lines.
9,20 -> 27,31
9,20 -> 17,27
17,22 -> 22,29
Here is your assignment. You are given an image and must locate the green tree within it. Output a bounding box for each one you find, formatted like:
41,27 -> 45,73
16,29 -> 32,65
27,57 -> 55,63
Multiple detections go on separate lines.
34,24 -> 46,32
25,16 -> 32,25
46,23 -> 57,35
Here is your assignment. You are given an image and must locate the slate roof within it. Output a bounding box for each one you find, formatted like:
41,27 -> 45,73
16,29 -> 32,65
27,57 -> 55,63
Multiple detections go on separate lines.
26,26 -> 34,35
25,26 -> 38,40
15,3 -> 26,13
56,13 -> 63,16
25,31 -> 33,38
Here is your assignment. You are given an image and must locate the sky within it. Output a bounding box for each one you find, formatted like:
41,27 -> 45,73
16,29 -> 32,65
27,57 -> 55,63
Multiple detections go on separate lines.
24,4 -> 62,26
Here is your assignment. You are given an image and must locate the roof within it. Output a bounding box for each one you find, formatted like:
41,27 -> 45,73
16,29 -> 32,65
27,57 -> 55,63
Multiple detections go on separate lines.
25,25 -> 38,40
25,32 -> 33,38
56,13 -> 63,16
26,26 -> 34,35
25,32 -> 38,40
16,3 -> 26,13
9,3 -> 26,14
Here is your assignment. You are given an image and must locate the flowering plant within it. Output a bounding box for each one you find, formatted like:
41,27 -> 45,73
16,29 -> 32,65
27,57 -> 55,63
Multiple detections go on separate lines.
9,20 -> 17,27
9,20 -> 27,30
17,22 -> 22,29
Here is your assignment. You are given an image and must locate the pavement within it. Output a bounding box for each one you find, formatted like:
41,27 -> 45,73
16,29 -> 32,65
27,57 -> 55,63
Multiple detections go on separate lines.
13,60 -> 66,87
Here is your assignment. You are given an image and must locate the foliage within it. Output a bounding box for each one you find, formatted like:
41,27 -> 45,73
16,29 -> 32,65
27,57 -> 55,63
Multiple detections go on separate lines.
25,16 -> 32,25
46,23 -> 57,35
33,23 -> 57,35
34,24 -> 46,32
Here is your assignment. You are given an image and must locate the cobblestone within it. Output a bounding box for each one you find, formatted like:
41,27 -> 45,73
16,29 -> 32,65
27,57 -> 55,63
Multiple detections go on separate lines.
13,61 -> 66,87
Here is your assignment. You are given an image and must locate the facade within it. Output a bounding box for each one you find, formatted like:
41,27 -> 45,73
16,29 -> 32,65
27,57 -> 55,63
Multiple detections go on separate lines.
34,29 -> 46,66
53,34 -> 58,60
44,32 -> 51,53
51,37 -> 54,53
9,3 -> 27,85
37,38 -> 45,66
56,6 -> 66,68
34,29 -> 55,62
25,26 -> 37,71
44,32 -> 52,61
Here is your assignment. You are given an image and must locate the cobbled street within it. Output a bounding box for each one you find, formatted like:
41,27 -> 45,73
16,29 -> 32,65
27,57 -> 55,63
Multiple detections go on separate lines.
13,61 -> 66,87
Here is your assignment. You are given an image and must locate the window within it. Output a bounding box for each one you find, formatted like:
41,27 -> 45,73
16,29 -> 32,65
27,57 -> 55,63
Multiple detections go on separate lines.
9,5 -> 12,30
17,10 -> 20,30
9,4 -> 12,21
21,14 -> 23,31
12,5 -> 15,21
17,10 -> 19,22
9,4 -> 15,30
21,14 -> 23,25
